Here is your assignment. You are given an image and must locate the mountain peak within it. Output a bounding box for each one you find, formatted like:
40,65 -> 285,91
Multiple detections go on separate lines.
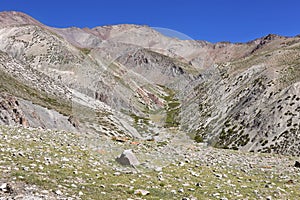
0,11 -> 43,27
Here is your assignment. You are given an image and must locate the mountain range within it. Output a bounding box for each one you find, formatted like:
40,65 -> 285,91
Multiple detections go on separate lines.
0,11 -> 300,156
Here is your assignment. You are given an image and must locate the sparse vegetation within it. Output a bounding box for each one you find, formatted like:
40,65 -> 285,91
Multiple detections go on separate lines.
1,125 -> 300,199
161,87 -> 181,128
194,134 -> 203,143
80,47 -> 91,55
0,70 -> 72,116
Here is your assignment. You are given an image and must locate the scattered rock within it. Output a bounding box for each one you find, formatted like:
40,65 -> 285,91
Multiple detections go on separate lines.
54,189 -> 62,195
170,189 -> 177,194
294,161 -> 300,168
113,172 -> 121,176
195,183 -> 202,187
214,173 -> 223,178
212,192 -> 220,197
0,183 -> 13,193
134,189 -> 150,196
40,190 -> 49,194
178,188 -> 184,193
182,183 -> 190,187
155,167 -> 163,172
190,171 -> 199,177
266,196 -> 272,200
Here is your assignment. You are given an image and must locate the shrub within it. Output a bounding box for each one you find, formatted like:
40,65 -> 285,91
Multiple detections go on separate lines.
194,135 -> 204,143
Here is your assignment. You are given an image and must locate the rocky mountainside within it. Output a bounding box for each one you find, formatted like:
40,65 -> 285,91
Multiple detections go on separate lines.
0,11 -> 299,157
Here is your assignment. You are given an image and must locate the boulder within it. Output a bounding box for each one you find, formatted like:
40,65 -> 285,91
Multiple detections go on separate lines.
115,149 -> 140,166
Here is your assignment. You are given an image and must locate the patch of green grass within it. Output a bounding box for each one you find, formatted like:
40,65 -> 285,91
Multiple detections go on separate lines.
0,70 -> 72,116
129,113 -> 150,126
161,87 -> 181,128
80,48 -> 91,55
194,135 -> 204,143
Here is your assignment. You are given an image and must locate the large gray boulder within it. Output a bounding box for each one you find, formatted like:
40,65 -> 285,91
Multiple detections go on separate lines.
115,149 -> 140,166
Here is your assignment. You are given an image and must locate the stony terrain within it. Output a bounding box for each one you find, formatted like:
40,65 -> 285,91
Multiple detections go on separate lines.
0,11 -> 300,199
1,125 -> 300,200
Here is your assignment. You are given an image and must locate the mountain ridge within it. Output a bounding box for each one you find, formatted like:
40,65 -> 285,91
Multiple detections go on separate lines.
1,11 -> 296,44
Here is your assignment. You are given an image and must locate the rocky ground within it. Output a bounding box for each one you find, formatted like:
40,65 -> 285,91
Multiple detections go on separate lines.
0,125 -> 300,200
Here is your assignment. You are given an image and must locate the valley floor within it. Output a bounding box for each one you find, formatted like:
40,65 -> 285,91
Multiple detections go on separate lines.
0,126 -> 300,199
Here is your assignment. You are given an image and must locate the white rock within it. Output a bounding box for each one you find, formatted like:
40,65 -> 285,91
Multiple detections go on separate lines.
212,193 -> 220,197
61,157 -> 70,162
171,189 -> 177,194
155,167 -> 163,172
134,189 -> 150,196
178,188 -> 184,193
113,172 -> 121,176
55,190 -> 62,195
0,183 -> 7,191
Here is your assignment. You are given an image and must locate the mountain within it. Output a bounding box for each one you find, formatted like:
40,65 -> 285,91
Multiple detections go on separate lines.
0,11 -> 300,157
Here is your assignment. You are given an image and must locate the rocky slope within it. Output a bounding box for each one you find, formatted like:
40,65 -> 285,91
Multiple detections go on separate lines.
1,125 -> 300,199
0,11 -> 299,157
180,35 -> 300,155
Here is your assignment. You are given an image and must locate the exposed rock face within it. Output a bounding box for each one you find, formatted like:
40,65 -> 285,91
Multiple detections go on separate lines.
0,11 -> 300,155
0,93 -> 27,127
18,99 -> 77,131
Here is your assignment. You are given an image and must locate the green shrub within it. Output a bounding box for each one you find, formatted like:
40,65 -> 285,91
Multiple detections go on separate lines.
194,135 -> 204,143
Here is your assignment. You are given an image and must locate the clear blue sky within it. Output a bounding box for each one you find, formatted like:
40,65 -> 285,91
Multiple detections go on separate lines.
0,0 -> 299,43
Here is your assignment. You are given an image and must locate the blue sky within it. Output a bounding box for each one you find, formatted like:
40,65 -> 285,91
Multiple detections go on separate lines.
0,0 -> 299,43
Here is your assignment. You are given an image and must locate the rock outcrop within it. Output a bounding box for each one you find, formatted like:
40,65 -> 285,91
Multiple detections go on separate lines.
0,93 -> 27,127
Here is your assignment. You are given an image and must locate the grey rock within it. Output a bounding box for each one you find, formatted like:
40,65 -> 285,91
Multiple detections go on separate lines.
115,149 -> 140,166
